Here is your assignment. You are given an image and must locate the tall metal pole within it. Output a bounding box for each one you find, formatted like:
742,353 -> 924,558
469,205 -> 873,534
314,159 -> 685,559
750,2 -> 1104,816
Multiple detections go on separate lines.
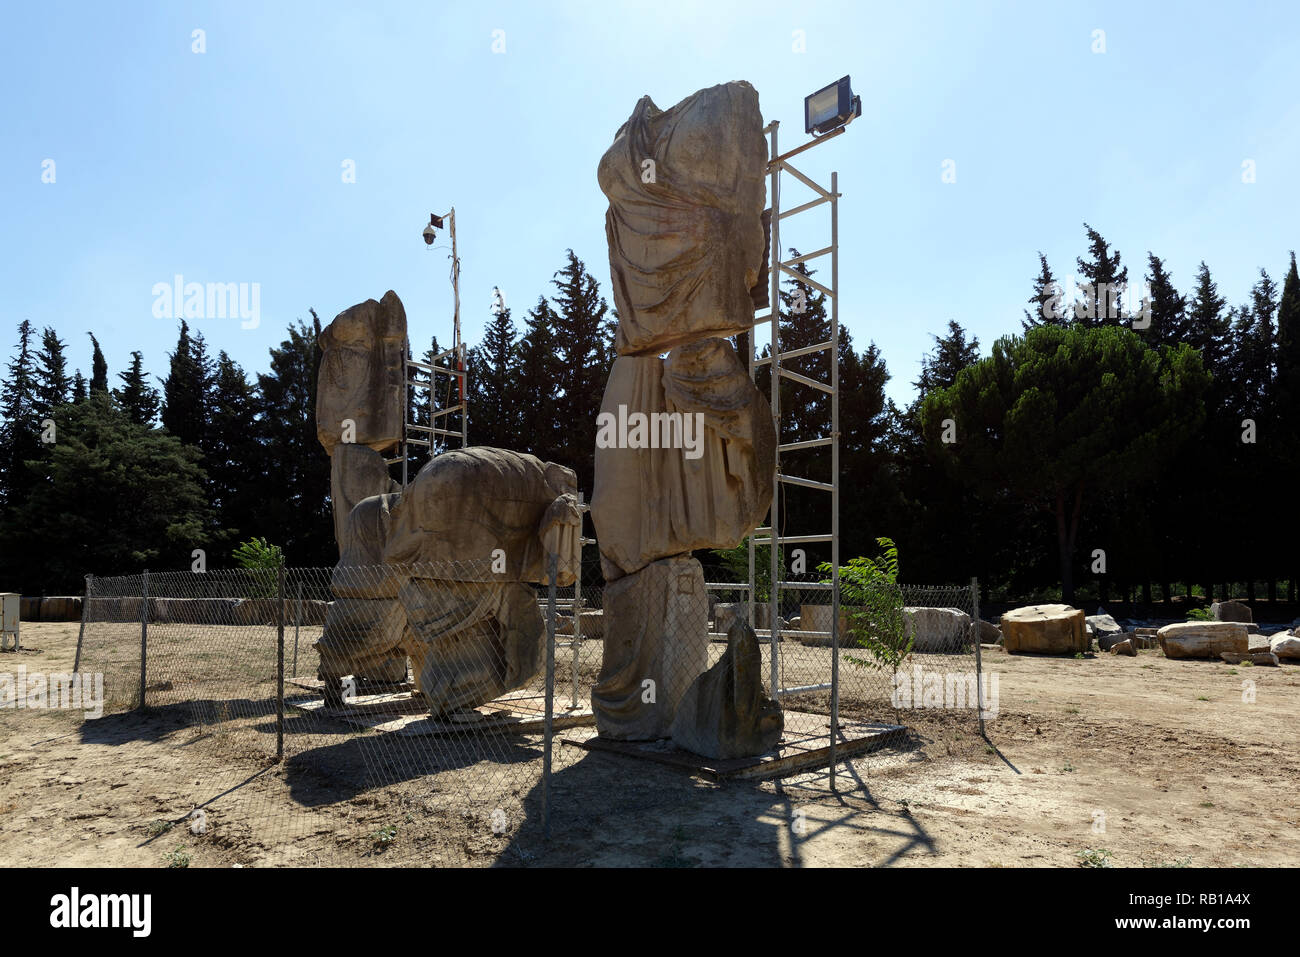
767,121 -> 782,701
973,577 -> 984,737
450,207 -> 460,358
73,573 -> 91,674
292,579 -> 302,680
449,207 -> 467,449
276,565 -> 286,763
543,553 -> 557,838
401,338 -> 409,489
829,171 -> 841,792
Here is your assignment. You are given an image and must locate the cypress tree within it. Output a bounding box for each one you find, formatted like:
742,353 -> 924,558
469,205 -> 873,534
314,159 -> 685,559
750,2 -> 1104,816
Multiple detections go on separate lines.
88,332 -> 109,394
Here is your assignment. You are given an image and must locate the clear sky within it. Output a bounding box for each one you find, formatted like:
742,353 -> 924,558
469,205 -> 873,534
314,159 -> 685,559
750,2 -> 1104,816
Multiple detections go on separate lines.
3,0 -> 1298,408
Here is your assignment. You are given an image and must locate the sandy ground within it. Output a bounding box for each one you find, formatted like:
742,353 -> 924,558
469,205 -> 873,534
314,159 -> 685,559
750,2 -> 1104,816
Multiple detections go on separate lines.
2,621 -> 1297,868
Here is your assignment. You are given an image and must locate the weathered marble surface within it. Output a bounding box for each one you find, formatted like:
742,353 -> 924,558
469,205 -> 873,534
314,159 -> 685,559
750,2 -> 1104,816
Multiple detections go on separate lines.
316,290 -> 407,457
591,556 -> 710,741
316,447 -> 580,713
329,443 -> 400,553
670,618 -> 783,759
599,82 -> 767,356
591,339 -> 773,581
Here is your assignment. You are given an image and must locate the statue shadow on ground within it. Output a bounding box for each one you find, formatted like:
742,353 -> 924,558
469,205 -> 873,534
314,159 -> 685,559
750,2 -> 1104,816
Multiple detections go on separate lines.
490,741 -> 942,868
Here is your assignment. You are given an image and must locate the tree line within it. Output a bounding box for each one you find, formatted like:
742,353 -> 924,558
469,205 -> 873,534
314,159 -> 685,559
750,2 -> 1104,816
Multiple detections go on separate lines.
2,231 -> 1297,607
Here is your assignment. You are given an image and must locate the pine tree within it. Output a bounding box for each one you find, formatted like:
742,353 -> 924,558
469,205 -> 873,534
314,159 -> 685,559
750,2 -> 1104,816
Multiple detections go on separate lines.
114,351 -> 161,426
1138,253 -> 1187,350
32,326 -> 71,421
72,371 -> 88,403
1022,253 -> 1067,331
1072,224 -> 1129,327
549,250 -> 614,489
914,320 -> 981,394
516,296 -> 564,466
3,392 -> 209,592
161,320 -> 210,446
1275,252 -> 1300,436
469,302 -> 521,451
0,321 -> 40,507
205,351 -> 262,545
254,317 -> 332,565
88,332 -> 109,394
1184,262 -> 1232,383
1274,252 -> 1300,599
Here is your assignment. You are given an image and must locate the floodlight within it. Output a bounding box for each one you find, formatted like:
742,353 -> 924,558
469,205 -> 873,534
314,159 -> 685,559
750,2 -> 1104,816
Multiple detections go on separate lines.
804,76 -> 861,135
423,213 -> 445,245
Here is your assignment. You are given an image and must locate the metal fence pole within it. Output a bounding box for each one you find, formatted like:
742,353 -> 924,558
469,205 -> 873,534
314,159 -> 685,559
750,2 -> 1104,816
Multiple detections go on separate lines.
276,566 -> 286,762
972,576 -> 984,737
292,579 -> 302,680
73,573 -> 91,674
543,553 -> 558,838
138,569 -> 148,711
828,168 -> 841,794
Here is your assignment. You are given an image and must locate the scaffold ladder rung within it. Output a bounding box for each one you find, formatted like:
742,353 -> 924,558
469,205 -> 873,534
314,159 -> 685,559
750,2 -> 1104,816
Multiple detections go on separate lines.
777,473 -> 834,492
779,367 -> 834,393
779,437 -> 832,452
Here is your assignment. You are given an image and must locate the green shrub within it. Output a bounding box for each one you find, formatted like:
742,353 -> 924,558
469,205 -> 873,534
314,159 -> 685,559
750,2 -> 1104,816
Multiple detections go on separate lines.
232,537 -> 284,598
818,537 -> 912,674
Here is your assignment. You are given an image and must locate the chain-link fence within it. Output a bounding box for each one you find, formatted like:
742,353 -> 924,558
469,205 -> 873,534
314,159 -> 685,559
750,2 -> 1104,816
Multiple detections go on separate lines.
76,557 -> 988,863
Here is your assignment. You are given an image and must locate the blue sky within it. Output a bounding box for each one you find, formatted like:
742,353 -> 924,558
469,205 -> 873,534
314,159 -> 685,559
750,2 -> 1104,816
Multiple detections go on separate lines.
3,0 -> 1298,408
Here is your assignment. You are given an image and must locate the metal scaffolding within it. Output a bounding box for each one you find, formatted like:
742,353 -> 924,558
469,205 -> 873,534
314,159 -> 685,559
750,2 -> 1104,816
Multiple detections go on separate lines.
748,118 -> 844,775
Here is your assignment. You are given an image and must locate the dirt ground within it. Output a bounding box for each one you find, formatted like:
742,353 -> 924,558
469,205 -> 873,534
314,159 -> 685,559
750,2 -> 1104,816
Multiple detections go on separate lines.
2,621 -> 1298,868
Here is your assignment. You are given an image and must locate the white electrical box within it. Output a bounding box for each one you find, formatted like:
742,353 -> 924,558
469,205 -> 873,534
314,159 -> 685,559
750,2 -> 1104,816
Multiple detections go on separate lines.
1,593 -> 19,651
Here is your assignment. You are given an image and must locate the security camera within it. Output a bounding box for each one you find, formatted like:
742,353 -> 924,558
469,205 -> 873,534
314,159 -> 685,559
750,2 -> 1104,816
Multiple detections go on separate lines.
422,223 -> 437,245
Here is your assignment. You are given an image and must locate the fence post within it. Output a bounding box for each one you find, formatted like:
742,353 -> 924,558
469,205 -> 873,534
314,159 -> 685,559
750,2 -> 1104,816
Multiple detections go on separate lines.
829,580 -> 840,793
292,579 -> 303,680
972,577 -> 984,737
138,570 -> 148,711
276,565 -> 286,763
73,573 -> 92,674
543,553 -> 558,839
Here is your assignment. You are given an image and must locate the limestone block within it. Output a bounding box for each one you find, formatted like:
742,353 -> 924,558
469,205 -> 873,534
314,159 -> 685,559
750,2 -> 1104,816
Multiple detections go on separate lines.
670,618 -> 783,759
1210,600 -> 1252,623
598,82 -> 767,356
1157,622 -> 1249,659
1110,638 -> 1136,656
592,341 -> 774,580
1220,651 -> 1278,666
1000,604 -> 1088,655
592,556 -> 710,740
1269,632 -> 1300,659
316,290 -> 407,456
905,607 -> 973,652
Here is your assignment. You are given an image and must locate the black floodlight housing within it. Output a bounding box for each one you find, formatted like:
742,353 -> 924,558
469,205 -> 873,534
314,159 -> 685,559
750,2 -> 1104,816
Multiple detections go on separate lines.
423,212 -> 444,245
804,76 -> 861,135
